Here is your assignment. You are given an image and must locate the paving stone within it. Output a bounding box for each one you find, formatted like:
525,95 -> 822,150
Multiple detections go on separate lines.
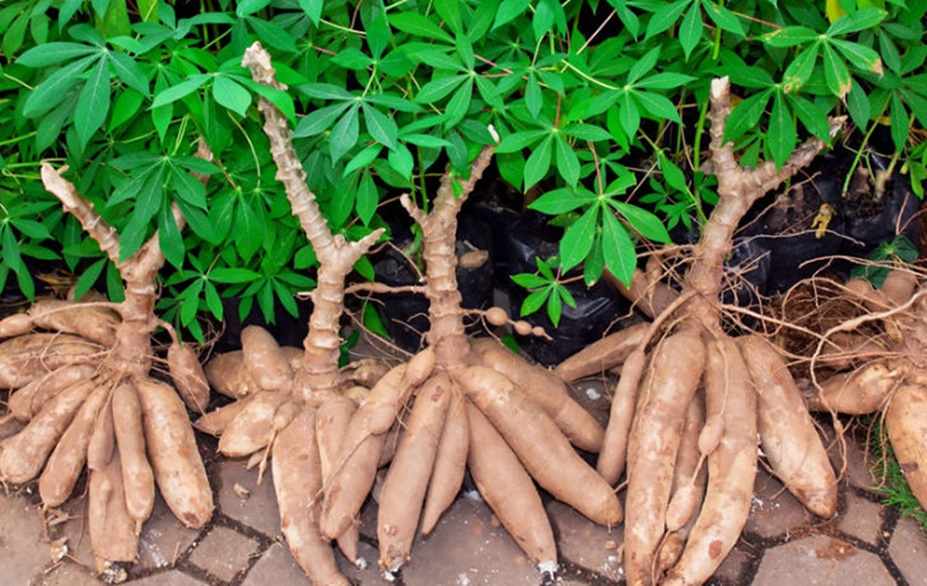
242,538 -> 382,585
35,560 -> 104,585
136,494 -> 203,572
824,429 -> 879,492
753,534 -> 893,585
128,570 -> 210,585
401,493 -> 544,586
744,471 -> 813,539
711,546 -> 752,584
0,494 -> 56,584
545,500 -> 622,581
887,515 -> 927,584
216,459 -> 281,537
187,525 -> 260,583
837,492 -> 883,545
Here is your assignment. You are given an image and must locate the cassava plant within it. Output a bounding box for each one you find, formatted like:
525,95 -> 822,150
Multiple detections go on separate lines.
0,158 -> 213,575
194,42 -> 391,585
320,137 -> 624,577
554,77 -> 845,586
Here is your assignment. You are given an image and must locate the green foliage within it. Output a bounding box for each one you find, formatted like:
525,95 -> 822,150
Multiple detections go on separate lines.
850,234 -> 919,287
0,0 -> 924,332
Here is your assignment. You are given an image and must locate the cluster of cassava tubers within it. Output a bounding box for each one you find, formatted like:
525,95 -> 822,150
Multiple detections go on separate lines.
3,50 -> 909,586
0,161 -> 213,574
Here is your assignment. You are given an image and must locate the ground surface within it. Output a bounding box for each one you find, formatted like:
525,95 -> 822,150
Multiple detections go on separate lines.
2,380 -> 926,586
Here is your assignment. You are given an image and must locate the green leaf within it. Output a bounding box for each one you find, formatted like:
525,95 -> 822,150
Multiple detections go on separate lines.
158,204 -> 184,268
299,83 -> 354,101
497,129 -> 548,153
520,288 -> 550,318
108,51 -> 149,96
294,102 -> 352,137
555,136 -> 580,185
830,38 -> 882,74
235,197 -> 264,262
822,42 -> 851,98
74,57 -> 111,149
533,0 -> 557,39
703,1 -> 745,36
402,133 -> 451,148
387,143 -> 414,178
618,91 -> 641,139
529,187 -> 595,215
524,135 -> 553,190
362,102 -> 398,149
889,92 -> 908,153
152,75 -> 209,109
612,202 -> 671,243
330,105 -> 360,162
657,153 -> 688,193
171,167 -> 208,210
210,267 -> 260,284
846,78 -> 871,128
511,273 -> 549,289
118,213 -> 150,262
247,16 -> 298,53
212,75 -> 251,116
525,74 -> 543,119
724,90 -> 771,141
547,285 -> 563,326
601,210 -> 636,285
633,90 -> 680,122
787,93 -> 832,140
389,12 -> 454,42
109,89 -> 145,130
826,6 -> 886,36
763,26 -> 819,47
493,0 -> 531,30
583,233 -> 605,285
434,0 -> 463,35
298,0 -> 323,24
356,170 -> 378,225
443,81 -> 472,128
559,206 -> 598,271
17,42 -> 97,67
628,46 -> 661,86
71,258 -> 106,302
344,144 -> 383,176
416,74 -> 466,104
23,56 -> 96,117
204,280 -> 223,321
332,48 -> 373,70
782,44 -> 819,92
679,6 -> 702,59
767,90 -> 796,168
561,124 -> 611,142
236,0 -> 271,17
645,0 -> 689,40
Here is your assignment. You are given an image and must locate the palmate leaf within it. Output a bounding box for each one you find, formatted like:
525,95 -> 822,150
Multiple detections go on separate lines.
74,57 -> 111,149
17,42 -> 97,67
528,187 -> 595,215
560,206 -> 598,272
601,210 -> 636,286
767,90 -> 797,168
524,135 -> 553,190
23,55 -> 96,117
822,42 -> 851,98
679,5 -> 702,59
362,103 -> 398,150
212,75 -> 252,117
330,105 -> 360,162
